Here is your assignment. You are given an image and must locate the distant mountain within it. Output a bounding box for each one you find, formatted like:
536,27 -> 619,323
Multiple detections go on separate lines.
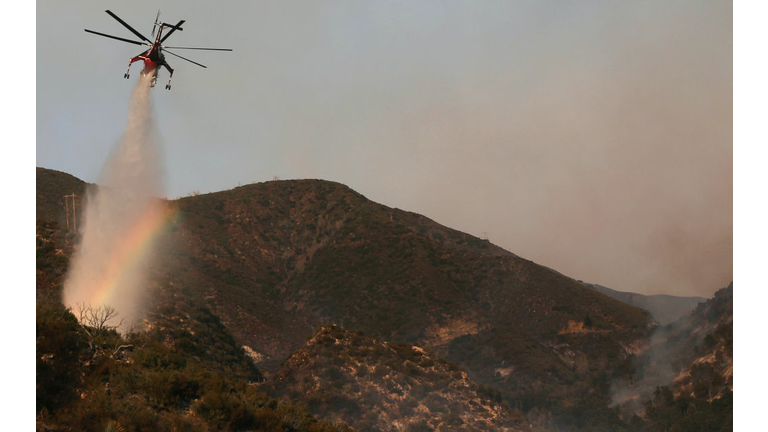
586,283 -> 707,325
36,167 -> 672,430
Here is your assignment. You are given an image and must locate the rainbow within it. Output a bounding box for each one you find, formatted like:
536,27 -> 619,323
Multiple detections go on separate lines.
89,203 -> 178,307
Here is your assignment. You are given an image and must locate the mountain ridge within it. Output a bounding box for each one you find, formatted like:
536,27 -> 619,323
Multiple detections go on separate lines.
586,283 -> 707,326
159,174 -> 653,369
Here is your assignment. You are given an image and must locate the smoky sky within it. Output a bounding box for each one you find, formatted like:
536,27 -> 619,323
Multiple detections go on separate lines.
37,1 -> 732,297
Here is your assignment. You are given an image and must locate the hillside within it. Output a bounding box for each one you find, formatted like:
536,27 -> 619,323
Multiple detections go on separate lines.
36,167 -> 88,226
587,284 -> 707,326
657,283 -> 733,401
38,167 -> 659,429
36,170 -> 351,431
611,283 -> 732,430
265,325 -> 526,431
153,174 -> 655,428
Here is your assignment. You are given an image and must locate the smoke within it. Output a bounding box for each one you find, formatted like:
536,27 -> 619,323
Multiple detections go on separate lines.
63,73 -> 165,331
206,1 -> 729,298
38,2 -> 730,298
610,328 -> 678,414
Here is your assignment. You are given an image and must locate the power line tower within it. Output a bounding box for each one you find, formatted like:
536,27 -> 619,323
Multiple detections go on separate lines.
63,193 -> 78,232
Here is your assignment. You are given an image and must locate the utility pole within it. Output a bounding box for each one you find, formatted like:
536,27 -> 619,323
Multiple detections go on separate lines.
72,194 -> 76,232
63,197 -> 69,230
63,193 -> 77,232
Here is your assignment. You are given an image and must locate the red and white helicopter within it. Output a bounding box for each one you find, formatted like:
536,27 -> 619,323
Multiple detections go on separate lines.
85,10 -> 232,90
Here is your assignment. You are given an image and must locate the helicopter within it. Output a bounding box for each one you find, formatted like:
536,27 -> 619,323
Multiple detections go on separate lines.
85,10 -> 232,90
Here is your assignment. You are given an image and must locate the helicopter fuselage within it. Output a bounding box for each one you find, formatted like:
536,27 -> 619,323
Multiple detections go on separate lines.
129,30 -> 168,86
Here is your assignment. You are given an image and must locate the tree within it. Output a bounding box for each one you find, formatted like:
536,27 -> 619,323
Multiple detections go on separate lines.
76,303 -> 125,353
77,303 -> 123,333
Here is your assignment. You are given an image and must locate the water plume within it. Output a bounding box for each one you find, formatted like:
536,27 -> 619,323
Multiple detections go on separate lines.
63,73 -> 172,331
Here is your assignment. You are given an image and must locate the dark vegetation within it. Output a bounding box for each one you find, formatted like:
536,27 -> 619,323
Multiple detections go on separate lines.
37,297 -> 350,431
642,386 -> 732,432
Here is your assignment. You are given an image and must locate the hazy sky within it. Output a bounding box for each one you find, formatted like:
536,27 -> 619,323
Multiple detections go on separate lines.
36,1 -> 732,297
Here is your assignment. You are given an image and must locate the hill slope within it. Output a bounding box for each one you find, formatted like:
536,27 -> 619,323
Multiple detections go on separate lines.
154,175 -> 655,427
36,169 -> 351,431
610,283 -> 732,430
36,167 -> 88,226
265,325 -> 526,431
655,283 -> 733,400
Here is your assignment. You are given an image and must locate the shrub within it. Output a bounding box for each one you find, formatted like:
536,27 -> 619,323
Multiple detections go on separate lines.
36,299 -> 86,411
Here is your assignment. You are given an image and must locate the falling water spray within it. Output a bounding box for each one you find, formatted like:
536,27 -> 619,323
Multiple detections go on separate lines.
63,73 -> 169,331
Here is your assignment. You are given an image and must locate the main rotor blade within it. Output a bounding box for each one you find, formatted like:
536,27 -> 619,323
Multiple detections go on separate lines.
160,20 -> 186,43
152,10 -> 160,37
162,22 -> 184,31
84,29 -> 148,46
164,49 -> 207,68
162,46 -> 232,51
105,9 -> 151,42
